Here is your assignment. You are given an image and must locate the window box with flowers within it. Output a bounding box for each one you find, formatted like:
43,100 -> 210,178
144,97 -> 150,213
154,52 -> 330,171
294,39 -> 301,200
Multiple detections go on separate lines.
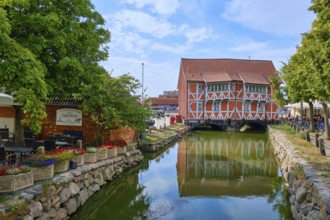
44,149 -> 73,173
0,165 -> 33,193
96,147 -> 108,160
85,147 -> 98,163
101,144 -> 117,158
69,148 -> 87,166
111,139 -> 127,154
23,156 -> 57,181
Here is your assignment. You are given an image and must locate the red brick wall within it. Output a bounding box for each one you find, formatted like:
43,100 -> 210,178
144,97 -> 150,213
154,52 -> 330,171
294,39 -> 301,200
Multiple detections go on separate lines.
0,107 -> 15,117
41,106 -> 138,145
178,66 -> 188,119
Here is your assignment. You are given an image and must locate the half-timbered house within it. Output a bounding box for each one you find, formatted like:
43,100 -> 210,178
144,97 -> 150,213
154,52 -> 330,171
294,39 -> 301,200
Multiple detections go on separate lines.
177,58 -> 279,130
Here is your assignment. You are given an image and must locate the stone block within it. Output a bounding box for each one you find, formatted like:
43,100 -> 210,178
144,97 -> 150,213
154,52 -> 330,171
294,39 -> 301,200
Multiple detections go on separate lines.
296,186 -> 307,203
69,182 -> 80,196
29,201 -> 43,218
59,188 -> 71,203
64,198 -> 77,215
79,189 -> 89,205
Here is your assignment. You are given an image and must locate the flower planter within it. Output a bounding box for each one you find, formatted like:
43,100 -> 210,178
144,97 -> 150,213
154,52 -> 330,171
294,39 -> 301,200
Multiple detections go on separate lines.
117,146 -> 127,154
85,152 -> 97,163
107,148 -> 117,158
0,172 -> 34,193
127,143 -> 137,151
74,154 -> 85,166
97,149 -> 108,160
33,164 -> 54,181
54,160 -> 70,173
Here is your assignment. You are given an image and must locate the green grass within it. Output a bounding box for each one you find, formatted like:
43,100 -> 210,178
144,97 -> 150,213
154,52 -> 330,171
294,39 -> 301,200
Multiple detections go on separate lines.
271,123 -> 330,172
270,123 -> 296,134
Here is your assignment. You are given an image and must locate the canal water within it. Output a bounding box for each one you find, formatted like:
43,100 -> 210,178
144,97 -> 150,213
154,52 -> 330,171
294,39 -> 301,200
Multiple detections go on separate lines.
72,131 -> 293,220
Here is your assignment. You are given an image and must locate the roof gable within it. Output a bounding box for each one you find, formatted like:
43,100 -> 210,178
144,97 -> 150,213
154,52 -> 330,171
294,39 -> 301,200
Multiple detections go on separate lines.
180,58 -> 276,84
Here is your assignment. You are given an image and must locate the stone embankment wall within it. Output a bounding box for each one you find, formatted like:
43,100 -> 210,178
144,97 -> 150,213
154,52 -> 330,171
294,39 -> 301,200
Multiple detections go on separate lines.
269,128 -> 330,220
0,149 -> 143,219
140,126 -> 188,152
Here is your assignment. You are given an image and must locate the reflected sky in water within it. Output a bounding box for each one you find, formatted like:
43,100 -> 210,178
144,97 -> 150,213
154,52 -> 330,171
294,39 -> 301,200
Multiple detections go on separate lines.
72,131 -> 292,220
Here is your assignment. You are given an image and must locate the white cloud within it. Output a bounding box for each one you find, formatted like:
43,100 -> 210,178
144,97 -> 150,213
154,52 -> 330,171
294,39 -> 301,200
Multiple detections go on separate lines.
229,40 -> 296,69
179,24 -> 214,44
100,56 -> 179,97
222,0 -> 315,36
121,0 -> 180,15
113,10 -> 175,38
230,41 -> 270,52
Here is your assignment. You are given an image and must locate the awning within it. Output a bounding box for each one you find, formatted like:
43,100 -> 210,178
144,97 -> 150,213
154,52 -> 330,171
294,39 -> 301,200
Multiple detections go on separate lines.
287,102 -> 330,109
0,93 -> 15,106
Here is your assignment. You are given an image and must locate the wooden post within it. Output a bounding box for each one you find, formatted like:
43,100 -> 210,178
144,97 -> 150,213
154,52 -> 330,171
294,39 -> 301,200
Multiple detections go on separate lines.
77,140 -> 83,149
305,130 -> 310,142
319,138 -> 326,156
315,133 -> 319,148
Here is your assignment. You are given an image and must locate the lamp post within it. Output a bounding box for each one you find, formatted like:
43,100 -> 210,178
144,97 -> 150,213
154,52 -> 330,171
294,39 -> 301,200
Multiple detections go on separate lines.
142,63 -> 144,101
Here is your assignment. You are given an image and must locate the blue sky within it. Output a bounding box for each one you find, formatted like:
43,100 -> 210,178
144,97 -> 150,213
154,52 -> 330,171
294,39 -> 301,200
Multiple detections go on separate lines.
91,0 -> 315,97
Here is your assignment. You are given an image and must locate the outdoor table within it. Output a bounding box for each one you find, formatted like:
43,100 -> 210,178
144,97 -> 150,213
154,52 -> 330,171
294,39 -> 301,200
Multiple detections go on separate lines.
5,147 -> 33,161
55,141 -> 69,148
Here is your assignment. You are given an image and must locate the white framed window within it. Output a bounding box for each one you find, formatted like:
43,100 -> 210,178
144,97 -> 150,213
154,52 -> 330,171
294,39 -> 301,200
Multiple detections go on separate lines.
198,102 -> 203,112
244,101 -> 251,112
213,101 -> 220,111
198,84 -> 203,93
257,102 -> 265,112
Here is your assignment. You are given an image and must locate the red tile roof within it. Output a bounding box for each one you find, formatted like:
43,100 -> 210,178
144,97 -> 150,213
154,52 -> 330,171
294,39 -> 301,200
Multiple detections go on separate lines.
150,98 -> 178,106
181,58 -> 276,84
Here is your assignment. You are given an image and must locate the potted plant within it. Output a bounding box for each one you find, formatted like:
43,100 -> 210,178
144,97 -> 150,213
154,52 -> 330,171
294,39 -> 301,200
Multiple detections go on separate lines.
85,147 -> 98,163
44,149 -> 73,173
69,148 -> 87,166
112,139 -> 127,154
23,156 -> 57,181
101,143 -> 117,158
96,146 -> 108,160
0,165 -> 33,193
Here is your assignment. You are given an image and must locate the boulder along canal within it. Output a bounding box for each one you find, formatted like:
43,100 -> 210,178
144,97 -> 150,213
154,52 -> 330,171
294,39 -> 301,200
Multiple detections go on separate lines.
71,131 -> 293,220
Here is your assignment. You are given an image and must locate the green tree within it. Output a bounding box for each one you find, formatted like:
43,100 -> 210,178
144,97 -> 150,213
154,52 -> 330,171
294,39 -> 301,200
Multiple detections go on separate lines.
77,73 -> 151,146
281,47 -> 317,131
0,3 -> 48,145
302,0 -> 330,138
8,0 -> 110,96
1,0 -> 110,144
270,72 -> 286,108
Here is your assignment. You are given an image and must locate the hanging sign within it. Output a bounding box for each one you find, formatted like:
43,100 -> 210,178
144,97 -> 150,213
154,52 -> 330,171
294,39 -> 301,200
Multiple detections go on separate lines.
56,108 -> 82,126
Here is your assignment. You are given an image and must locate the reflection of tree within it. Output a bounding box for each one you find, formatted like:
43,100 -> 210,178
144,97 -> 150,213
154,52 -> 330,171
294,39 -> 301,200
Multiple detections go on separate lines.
267,176 -> 294,220
71,166 -> 151,220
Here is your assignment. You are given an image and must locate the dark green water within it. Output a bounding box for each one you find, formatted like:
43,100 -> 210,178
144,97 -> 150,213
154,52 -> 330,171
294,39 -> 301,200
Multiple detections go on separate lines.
71,131 -> 293,220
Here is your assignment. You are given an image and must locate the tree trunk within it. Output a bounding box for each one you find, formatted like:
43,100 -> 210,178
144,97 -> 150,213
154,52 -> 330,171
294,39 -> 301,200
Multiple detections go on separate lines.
308,102 -> 315,132
14,106 -> 25,146
300,101 -> 304,120
321,103 -> 329,140
95,110 -> 103,146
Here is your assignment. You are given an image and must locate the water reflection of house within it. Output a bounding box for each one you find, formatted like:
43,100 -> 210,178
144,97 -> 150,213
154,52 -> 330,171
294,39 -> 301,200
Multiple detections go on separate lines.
177,58 -> 279,129
176,133 -> 278,197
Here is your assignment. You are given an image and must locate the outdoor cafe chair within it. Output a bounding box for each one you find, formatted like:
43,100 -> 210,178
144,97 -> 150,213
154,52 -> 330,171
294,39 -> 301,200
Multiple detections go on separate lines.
24,138 -> 35,148
47,135 -> 58,141
44,140 -> 56,152
0,147 -> 16,165
31,141 -> 44,153
60,136 -> 75,146
3,140 -> 16,147
0,131 -> 9,140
